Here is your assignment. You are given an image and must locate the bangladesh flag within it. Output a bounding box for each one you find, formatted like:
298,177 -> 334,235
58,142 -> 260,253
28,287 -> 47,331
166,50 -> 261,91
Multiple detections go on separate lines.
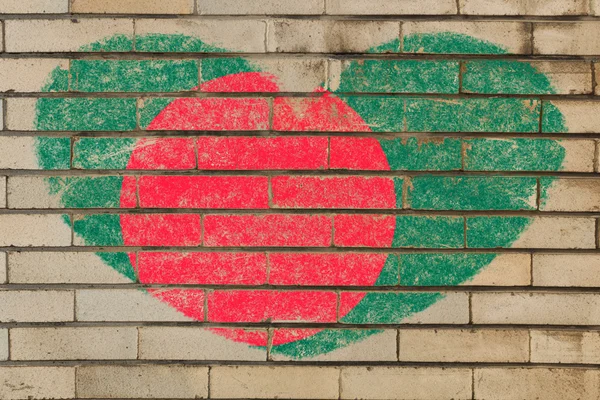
33,32 -> 567,359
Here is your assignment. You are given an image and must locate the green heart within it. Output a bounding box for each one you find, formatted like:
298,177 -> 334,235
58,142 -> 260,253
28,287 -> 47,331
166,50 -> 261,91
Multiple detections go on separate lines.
34,32 -> 566,359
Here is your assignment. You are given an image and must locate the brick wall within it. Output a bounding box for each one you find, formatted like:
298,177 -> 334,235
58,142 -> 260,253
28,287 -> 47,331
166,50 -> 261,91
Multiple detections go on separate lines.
1,1 -> 600,399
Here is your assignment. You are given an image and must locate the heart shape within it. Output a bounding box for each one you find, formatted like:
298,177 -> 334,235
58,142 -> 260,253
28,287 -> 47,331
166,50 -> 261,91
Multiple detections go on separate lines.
35,33 -> 566,359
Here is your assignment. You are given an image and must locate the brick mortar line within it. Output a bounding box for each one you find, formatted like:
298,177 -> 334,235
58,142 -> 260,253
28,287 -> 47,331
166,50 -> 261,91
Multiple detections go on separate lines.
3,14 -> 600,21
0,209 -> 598,217
3,92 -> 599,99
4,322 -> 600,330
1,132 -> 599,140
4,323 -> 600,330
1,53 -> 600,61
3,286 -> 600,294
1,171 -> 597,177
1,247 -> 598,253
0,360 -> 599,368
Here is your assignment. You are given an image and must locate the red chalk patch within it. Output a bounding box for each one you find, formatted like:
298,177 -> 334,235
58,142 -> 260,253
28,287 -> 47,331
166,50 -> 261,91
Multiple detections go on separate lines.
138,176 -> 269,209
271,176 -> 397,209
197,136 -> 328,170
203,214 -> 332,247
137,252 -> 268,285
120,71 -> 393,346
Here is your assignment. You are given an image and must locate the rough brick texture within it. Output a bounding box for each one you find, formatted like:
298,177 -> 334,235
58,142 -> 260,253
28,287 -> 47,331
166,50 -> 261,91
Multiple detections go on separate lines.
1,2 -> 599,400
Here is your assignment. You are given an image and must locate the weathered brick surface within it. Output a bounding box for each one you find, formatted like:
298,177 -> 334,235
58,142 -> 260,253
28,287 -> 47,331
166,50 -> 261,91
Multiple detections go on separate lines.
474,368 -> 600,400
531,330 -> 600,364
0,367 -> 75,400
0,59 -> 69,92
10,327 -> 138,360
8,252 -> 132,283
328,0 -> 456,15
0,252 -> 6,284
533,254 -> 600,287
0,137 -> 68,169
0,0 -> 68,13
76,289 -> 196,321
0,290 -> 74,322
139,327 -> 267,360
211,366 -> 339,399
0,329 -> 7,361
472,293 -> 600,324
5,19 -> 134,52
534,23 -> 600,55
2,2 -> 600,399
399,329 -> 529,362
541,178 -> 600,211
341,367 -> 472,400
77,365 -> 209,399
402,21 -> 532,54
268,20 -> 400,53
135,19 -> 266,52
72,0 -> 195,14
199,0 -> 324,15
0,214 -> 71,246
543,100 -> 600,133
460,0 -> 590,16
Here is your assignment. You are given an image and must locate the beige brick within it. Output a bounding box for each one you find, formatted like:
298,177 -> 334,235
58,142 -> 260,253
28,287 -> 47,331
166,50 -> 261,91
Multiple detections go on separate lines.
0,59 -> 69,92
0,329 -> 7,361
77,365 -> 208,399
534,23 -> 600,55
473,293 -> 600,325
76,289 -> 193,321
327,0 -> 456,15
594,0 -> 600,15
0,177 -> 5,208
9,251 -> 131,284
7,99 -> 53,131
509,217 -> 596,249
0,0 -> 67,13
0,290 -> 73,322
533,254 -> 600,287
8,176 -> 60,208
270,329 -> 397,361
597,140 -> 600,172
475,368 -> 600,400
460,0 -> 589,15
546,100 -> 600,133
0,214 -> 71,246
542,179 -> 600,212
268,20 -> 399,53
139,327 -> 266,361
199,0 -> 324,14
403,21 -> 531,54
0,137 -> 55,169
5,19 -> 133,53
531,330 -> 600,364
136,19 -> 266,53
72,0 -> 194,14
10,327 -> 137,360
402,292 -> 469,324
341,367 -> 472,400
211,366 -> 339,399
532,61 -> 592,95
558,140 -> 596,172
0,252 -> 6,284
465,253 -> 531,286
399,329 -> 529,362
238,58 -> 326,92
0,367 -> 75,400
